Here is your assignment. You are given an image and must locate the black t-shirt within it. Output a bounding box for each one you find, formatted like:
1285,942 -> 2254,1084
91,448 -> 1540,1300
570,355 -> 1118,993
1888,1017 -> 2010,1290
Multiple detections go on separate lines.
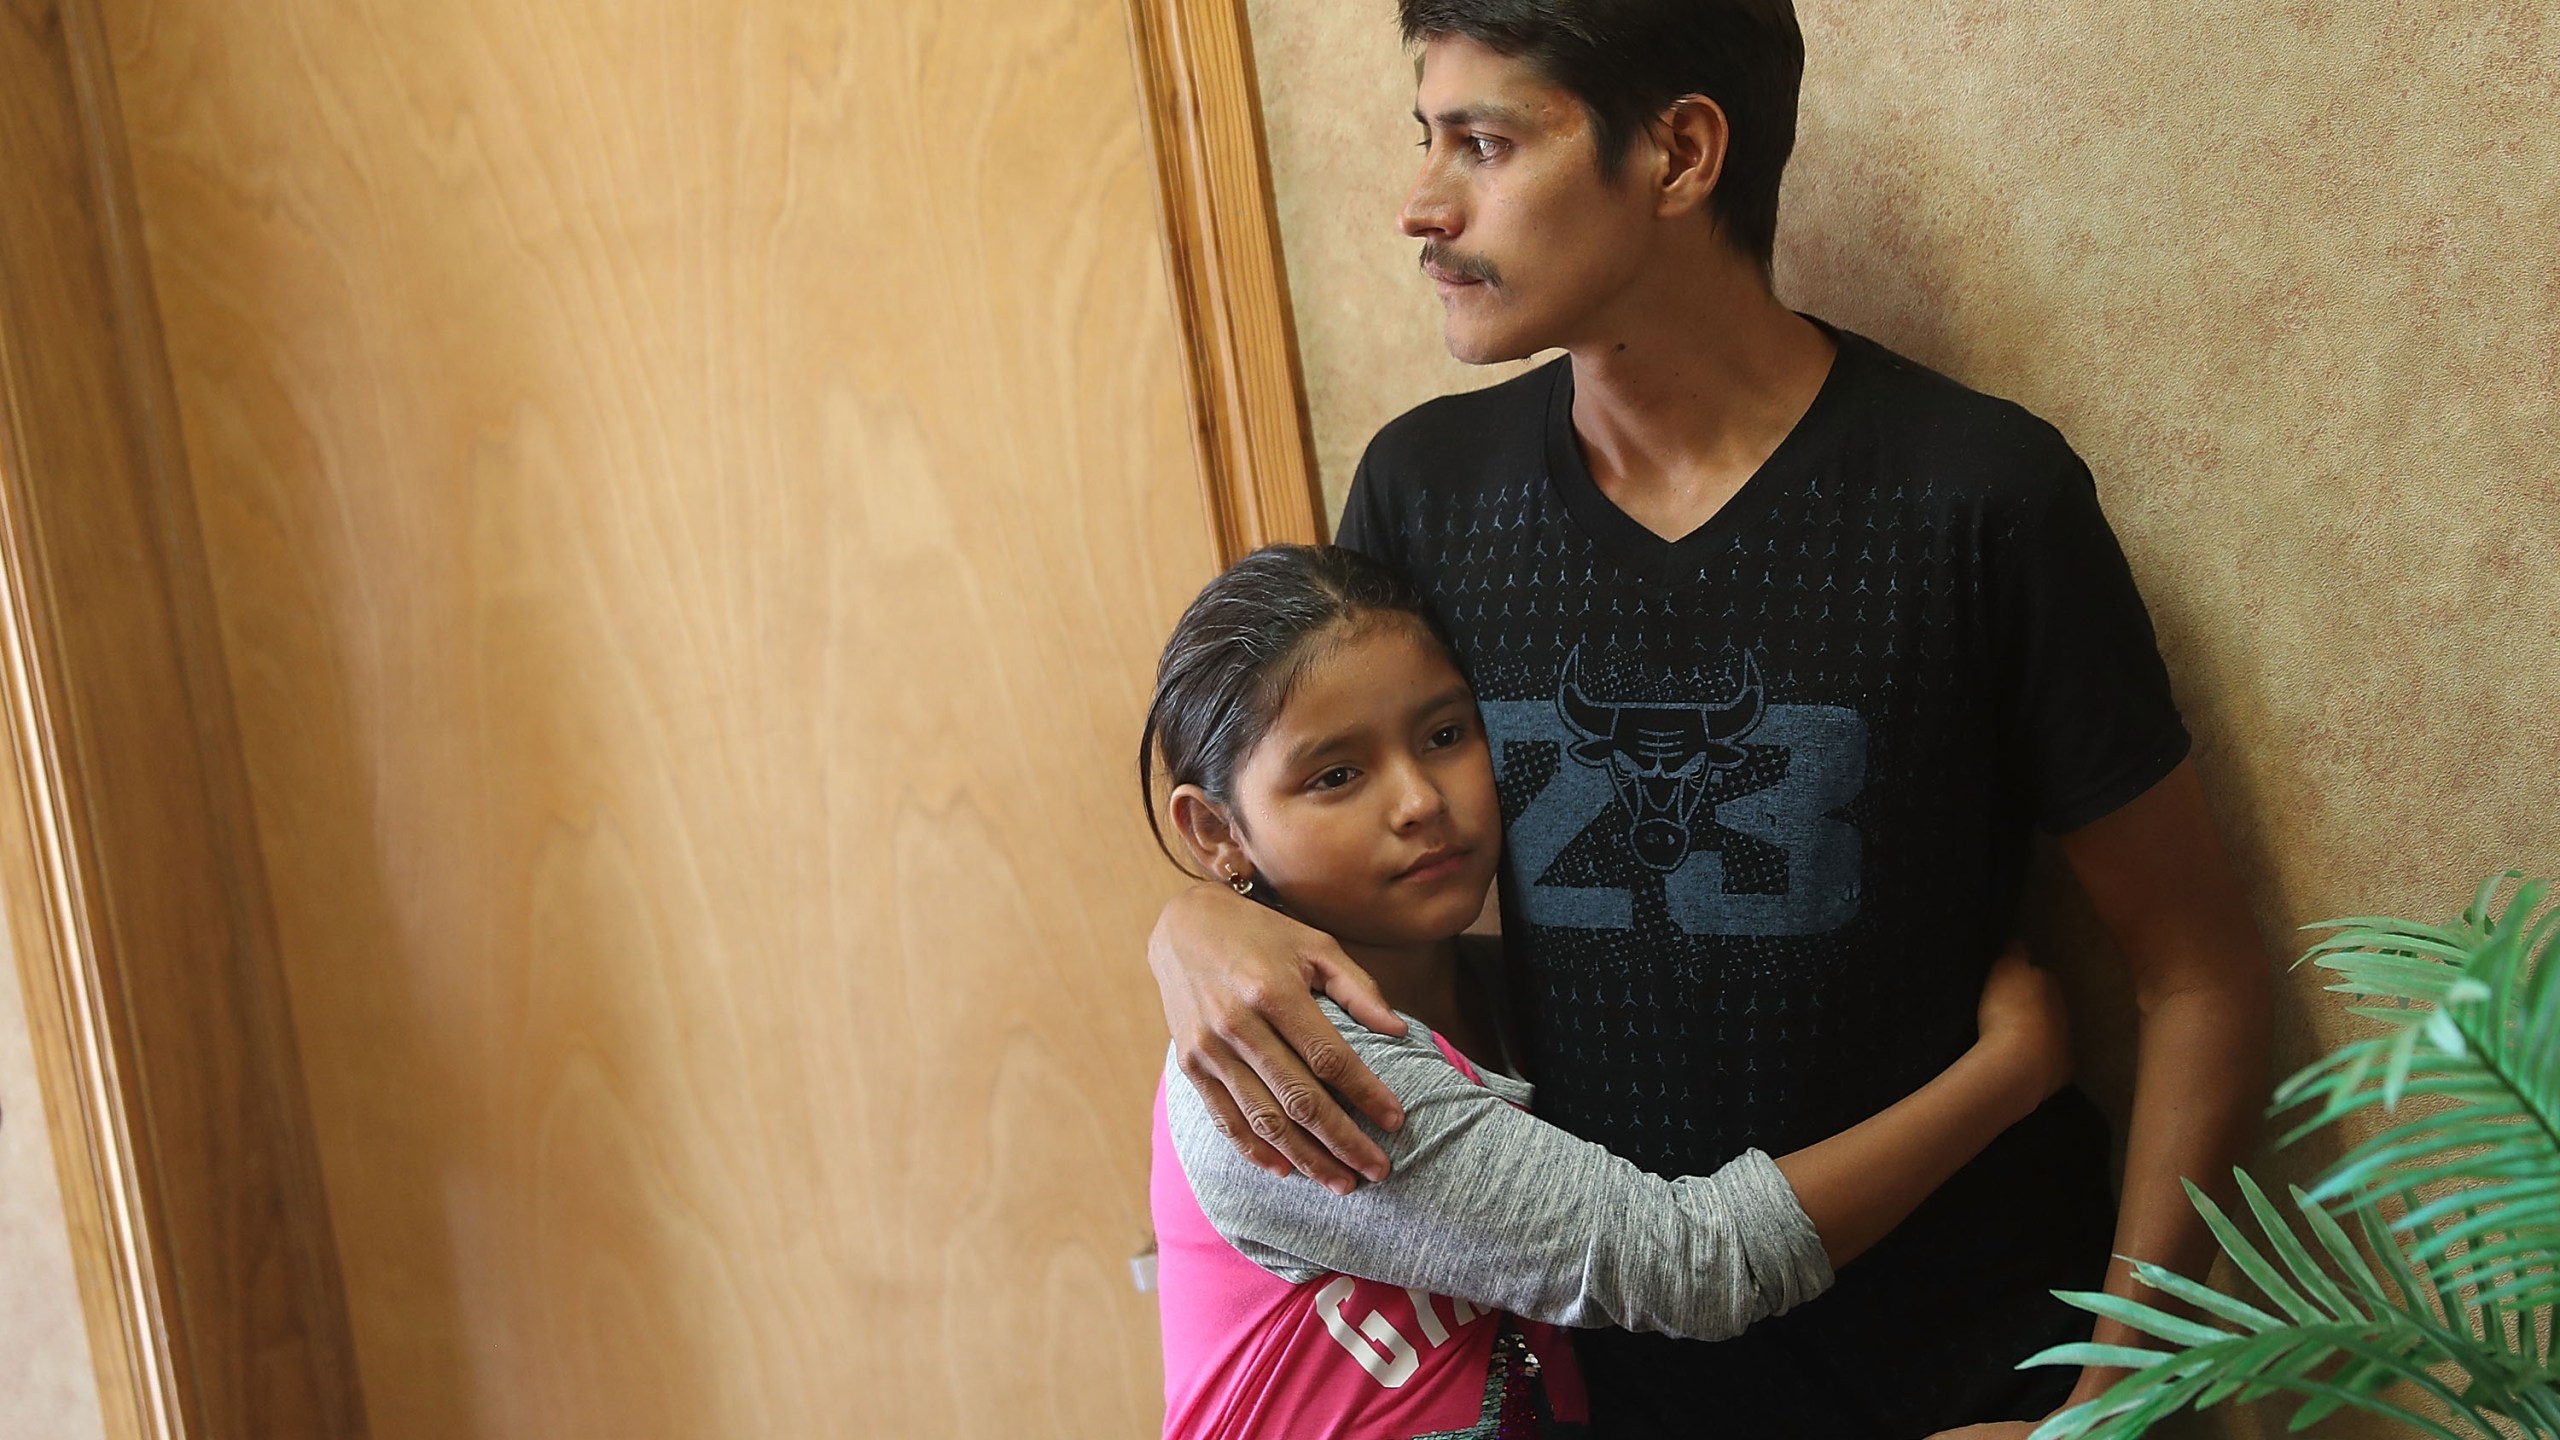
1335,325 -> 2189,1439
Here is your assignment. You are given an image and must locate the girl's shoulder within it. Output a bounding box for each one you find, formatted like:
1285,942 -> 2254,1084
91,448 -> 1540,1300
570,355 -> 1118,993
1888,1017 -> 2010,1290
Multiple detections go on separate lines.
1156,1000 -> 1528,1286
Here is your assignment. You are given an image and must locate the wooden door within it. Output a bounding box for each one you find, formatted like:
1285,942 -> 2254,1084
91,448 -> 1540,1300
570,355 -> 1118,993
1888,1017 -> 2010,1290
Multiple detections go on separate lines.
92,0 -> 1218,1433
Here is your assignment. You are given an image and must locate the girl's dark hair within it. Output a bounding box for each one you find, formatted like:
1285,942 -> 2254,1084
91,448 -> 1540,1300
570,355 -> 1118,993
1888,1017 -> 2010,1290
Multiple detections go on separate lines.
1399,0 -> 1804,271
1139,544 -> 1449,871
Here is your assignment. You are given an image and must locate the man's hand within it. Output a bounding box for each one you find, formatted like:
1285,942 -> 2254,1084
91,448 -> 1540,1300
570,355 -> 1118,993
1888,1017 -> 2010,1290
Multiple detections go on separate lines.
1149,881 -> 1411,1193
1921,1424 -> 2036,1440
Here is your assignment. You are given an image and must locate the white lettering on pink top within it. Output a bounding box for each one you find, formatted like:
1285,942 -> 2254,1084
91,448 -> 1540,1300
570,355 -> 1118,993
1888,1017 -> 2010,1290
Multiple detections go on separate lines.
1149,1032 -> 1590,1438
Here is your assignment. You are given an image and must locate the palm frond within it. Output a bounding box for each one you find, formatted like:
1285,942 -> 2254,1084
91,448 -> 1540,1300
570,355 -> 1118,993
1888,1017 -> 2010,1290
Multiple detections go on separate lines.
2026,1176 -> 2557,1440
2280,875 -> 2560,1310
2029,874 -> 2560,1440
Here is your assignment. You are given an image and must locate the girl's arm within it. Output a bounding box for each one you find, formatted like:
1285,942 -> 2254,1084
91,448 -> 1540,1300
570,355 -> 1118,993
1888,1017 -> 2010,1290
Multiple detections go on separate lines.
1163,945 -> 2068,1340
1771,944 -> 2072,1268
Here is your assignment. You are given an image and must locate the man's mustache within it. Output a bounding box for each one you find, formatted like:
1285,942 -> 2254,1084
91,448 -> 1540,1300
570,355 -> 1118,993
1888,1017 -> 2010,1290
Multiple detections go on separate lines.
1420,243 -> 1501,288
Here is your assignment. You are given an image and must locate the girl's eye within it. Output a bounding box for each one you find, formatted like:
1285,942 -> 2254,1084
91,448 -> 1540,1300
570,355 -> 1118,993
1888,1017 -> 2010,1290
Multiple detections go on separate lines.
1312,766 -> 1358,791
1428,723 -> 1465,748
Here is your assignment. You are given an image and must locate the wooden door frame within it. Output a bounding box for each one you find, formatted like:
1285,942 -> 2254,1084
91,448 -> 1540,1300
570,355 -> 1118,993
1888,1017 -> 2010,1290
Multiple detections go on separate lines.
1124,0 -> 1328,564
0,3 -> 366,1437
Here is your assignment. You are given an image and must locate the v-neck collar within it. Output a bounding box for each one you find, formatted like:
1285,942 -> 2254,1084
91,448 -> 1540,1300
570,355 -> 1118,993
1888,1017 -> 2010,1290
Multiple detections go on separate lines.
1542,317 -> 1858,581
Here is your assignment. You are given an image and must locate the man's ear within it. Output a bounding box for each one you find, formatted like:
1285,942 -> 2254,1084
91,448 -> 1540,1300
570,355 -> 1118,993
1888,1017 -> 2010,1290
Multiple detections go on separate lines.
1651,95 -> 1730,222
1167,784 -> 1253,888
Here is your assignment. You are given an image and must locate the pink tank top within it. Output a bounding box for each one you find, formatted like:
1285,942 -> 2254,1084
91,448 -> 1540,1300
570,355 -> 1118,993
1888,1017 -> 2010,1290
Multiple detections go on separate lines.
1151,1034 -> 1591,1438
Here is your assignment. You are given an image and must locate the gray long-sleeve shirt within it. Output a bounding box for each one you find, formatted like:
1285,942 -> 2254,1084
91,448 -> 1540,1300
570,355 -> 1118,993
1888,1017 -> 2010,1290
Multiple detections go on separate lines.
1163,997 -> 1836,1341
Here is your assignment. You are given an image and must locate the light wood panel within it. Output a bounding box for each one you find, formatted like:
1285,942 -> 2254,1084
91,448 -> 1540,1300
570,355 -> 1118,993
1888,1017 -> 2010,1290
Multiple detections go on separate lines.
95,0 -> 1216,1434
0,1 -> 366,1436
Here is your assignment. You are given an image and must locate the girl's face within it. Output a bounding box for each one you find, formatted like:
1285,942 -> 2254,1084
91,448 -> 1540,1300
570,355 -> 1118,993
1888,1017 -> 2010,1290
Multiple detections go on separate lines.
1216,615 -> 1502,950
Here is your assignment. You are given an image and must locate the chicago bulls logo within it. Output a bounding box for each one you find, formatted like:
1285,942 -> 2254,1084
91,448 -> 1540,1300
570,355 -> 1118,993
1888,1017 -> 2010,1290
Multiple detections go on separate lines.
1555,646 -> 1768,873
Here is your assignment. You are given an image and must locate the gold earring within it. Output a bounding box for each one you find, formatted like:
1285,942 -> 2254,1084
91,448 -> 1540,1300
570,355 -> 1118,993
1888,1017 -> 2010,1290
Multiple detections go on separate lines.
1225,868 -> 1255,898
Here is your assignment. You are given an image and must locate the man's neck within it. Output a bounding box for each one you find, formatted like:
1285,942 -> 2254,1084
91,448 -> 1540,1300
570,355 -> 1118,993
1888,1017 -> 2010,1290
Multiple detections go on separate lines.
1561,257 -> 1837,542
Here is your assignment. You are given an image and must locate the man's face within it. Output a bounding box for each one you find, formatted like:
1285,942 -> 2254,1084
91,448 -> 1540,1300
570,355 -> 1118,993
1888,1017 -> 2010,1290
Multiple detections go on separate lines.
1401,36 -> 1656,364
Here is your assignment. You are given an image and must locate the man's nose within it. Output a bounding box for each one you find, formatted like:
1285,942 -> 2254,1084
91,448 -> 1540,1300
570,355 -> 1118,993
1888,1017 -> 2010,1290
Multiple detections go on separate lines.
1399,160 -> 1455,240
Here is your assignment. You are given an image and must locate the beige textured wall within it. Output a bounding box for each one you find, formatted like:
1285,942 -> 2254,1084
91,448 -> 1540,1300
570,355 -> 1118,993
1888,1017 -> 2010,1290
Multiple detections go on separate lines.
0,935 -> 107,1440
1249,1 -> 2557,1433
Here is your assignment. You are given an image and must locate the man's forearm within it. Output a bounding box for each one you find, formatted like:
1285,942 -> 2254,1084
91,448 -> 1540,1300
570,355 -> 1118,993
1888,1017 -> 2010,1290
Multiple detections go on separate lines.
2050,761 -> 2276,1408
2070,981 -> 2271,1398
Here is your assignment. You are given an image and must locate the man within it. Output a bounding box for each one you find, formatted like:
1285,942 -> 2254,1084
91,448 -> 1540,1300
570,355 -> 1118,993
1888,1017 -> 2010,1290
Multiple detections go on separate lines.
1148,2 -> 2272,1435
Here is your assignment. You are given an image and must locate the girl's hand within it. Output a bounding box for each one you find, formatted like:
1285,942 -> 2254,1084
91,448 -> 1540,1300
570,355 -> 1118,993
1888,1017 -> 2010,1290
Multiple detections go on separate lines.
1972,940 -> 2073,1112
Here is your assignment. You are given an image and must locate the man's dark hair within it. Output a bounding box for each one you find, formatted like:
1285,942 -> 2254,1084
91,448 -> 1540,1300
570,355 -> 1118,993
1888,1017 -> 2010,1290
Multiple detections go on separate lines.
1400,0 -> 1804,270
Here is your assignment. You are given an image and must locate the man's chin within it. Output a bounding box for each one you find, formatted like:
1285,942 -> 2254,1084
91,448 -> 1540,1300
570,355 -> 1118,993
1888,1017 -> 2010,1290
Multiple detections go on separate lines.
1441,324 -> 1544,366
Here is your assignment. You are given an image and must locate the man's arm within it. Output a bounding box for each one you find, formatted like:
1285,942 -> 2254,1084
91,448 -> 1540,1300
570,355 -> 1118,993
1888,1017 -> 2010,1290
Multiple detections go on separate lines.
1148,880 -> 1411,1193
2050,758 -> 2274,1410
1174,948 -> 2065,1338
1167,1000 -> 1836,1339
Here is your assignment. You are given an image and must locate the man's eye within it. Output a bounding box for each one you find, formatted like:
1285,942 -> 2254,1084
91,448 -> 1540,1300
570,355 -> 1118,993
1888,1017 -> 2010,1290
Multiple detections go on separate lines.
1464,135 -> 1504,162
1429,724 -> 1465,748
1313,767 -> 1358,791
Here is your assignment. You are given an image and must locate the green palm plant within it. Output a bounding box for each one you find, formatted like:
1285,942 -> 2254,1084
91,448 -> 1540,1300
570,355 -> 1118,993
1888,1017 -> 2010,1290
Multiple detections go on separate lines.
2027,872 -> 2560,1440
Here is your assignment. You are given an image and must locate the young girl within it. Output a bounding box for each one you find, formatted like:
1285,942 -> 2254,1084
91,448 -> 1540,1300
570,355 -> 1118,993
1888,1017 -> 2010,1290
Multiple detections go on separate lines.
1142,545 -> 2071,1439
